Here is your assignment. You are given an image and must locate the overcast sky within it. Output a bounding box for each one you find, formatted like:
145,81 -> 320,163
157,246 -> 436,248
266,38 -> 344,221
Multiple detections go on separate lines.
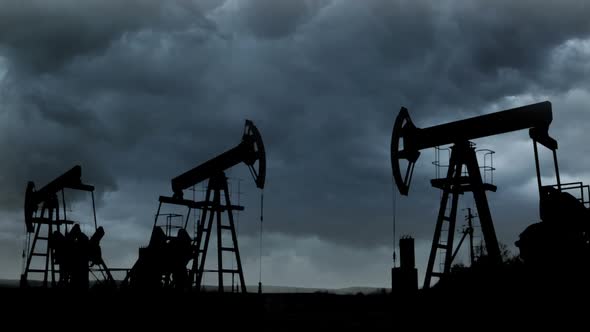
1,0 -> 589,289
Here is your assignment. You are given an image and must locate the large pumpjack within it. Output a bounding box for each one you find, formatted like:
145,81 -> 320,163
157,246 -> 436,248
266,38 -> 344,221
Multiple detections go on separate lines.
21,165 -> 113,289
125,120 -> 265,292
391,101 -> 565,288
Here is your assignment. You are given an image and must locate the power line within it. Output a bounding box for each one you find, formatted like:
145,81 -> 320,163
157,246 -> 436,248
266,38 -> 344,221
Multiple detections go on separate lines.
392,183 -> 397,268
258,190 -> 264,294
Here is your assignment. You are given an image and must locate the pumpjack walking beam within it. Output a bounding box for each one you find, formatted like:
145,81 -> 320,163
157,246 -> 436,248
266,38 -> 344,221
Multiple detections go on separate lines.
391,101 -> 558,288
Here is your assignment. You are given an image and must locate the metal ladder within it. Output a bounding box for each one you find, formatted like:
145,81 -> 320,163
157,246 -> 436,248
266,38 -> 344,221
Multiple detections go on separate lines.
191,172 -> 246,293
22,215 -> 73,287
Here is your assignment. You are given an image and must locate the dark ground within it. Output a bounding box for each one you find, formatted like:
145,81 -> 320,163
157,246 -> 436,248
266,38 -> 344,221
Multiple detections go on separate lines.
2,281 -> 587,330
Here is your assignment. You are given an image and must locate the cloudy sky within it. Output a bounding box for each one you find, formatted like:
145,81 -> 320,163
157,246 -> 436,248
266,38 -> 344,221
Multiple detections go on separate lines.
0,0 -> 589,289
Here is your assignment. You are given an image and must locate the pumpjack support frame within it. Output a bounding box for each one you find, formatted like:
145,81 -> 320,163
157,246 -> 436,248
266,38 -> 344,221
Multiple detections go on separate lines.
423,141 -> 500,288
189,172 -> 247,293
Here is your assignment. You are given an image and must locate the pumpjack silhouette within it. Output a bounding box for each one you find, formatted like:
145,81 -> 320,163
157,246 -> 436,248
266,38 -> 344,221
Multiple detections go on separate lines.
21,165 -> 114,289
391,101 -> 590,290
124,120 -> 265,292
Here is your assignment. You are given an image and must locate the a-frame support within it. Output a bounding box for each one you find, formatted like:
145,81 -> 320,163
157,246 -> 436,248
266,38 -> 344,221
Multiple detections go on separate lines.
191,172 -> 247,293
423,141 -> 502,288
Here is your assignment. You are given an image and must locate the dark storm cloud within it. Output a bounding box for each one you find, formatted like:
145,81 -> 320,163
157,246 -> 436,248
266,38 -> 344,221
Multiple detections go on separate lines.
234,0 -> 333,39
0,0 -> 224,73
1,0 -> 590,285
0,0 -> 159,72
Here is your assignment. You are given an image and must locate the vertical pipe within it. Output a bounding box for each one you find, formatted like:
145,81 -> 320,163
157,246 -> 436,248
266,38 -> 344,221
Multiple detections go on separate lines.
61,189 -> 66,234
216,187 -> 223,293
259,190 -> 264,294
153,202 -> 162,228
533,140 -> 543,196
552,149 -> 561,191
91,191 -> 98,230
491,151 -> 494,184
184,207 -> 192,230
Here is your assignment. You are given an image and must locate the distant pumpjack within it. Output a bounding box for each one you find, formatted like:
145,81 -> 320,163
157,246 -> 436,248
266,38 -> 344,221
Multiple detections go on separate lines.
391,101 -> 559,288
21,165 -> 114,288
125,120 -> 265,292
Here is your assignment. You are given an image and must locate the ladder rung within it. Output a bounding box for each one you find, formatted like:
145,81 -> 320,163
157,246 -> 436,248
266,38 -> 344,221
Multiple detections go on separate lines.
37,237 -> 49,240
202,269 -> 240,274
220,226 -> 232,230
31,253 -> 48,257
220,247 -> 235,252
431,272 -> 445,278
437,244 -> 449,250
221,269 -> 239,274
27,269 -> 48,273
442,216 -> 452,222
30,217 -> 75,226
